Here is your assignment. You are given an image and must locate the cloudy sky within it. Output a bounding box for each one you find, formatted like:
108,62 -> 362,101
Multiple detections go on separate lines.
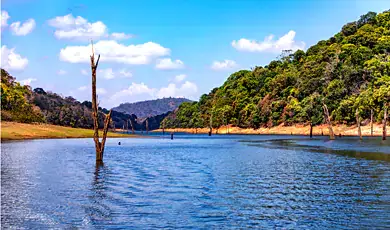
1,0 -> 388,108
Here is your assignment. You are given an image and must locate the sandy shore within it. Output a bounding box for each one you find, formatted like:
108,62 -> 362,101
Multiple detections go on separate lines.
1,122 -> 139,141
155,123 -> 389,137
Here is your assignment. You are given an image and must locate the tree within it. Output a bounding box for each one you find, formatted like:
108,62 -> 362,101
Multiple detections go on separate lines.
357,11 -> 377,28
160,10 -> 390,139
298,93 -> 323,138
90,42 -> 112,162
342,22 -> 357,36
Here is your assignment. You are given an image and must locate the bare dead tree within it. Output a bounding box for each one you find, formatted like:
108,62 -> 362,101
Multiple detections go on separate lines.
322,102 -> 335,140
209,112 -> 213,136
371,109 -> 374,136
146,118 -> 149,134
162,119 -> 165,135
356,108 -> 362,140
130,119 -> 135,134
383,106 -> 387,141
90,41 -> 112,162
126,119 -> 129,133
309,121 -> 313,139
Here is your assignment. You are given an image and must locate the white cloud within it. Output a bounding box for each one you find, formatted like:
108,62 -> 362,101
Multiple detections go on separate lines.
78,85 -> 87,91
1,45 -> 29,71
110,32 -> 133,40
109,81 -> 198,107
119,69 -> 132,78
1,10 -> 10,29
156,58 -> 184,70
232,30 -> 305,53
19,78 -> 36,86
211,60 -> 237,70
81,69 -> 88,75
10,18 -> 36,36
48,14 -> 133,41
48,14 -> 106,40
156,81 -> 198,99
99,68 -> 115,79
174,74 -> 186,83
110,82 -> 155,105
60,40 -> 170,65
77,85 -> 105,95
98,68 -> 132,79
57,69 -> 67,75
97,88 -> 107,94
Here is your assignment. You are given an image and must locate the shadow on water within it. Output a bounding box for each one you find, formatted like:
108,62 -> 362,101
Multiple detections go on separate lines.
241,138 -> 390,162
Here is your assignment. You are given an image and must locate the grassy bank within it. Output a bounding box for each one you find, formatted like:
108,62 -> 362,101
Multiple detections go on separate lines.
1,122 -> 137,141
155,123 -> 389,137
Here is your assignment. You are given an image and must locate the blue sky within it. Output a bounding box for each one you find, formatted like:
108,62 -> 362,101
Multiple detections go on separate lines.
1,0 -> 389,108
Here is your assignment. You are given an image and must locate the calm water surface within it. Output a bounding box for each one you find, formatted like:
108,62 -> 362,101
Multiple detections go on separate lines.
2,135 -> 390,229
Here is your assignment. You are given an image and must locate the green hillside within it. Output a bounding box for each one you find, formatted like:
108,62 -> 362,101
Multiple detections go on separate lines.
162,10 -> 390,129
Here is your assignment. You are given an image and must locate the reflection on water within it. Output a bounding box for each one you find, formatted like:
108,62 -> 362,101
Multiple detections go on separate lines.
242,137 -> 390,161
1,135 -> 390,229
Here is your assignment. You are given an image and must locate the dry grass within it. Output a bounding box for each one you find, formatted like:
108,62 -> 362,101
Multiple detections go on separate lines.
156,123 -> 389,137
1,122 -> 137,141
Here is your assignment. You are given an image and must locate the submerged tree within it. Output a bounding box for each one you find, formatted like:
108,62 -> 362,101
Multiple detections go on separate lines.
322,102 -> 335,140
383,106 -> 388,140
356,108 -> 362,140
90,41 -> 112,162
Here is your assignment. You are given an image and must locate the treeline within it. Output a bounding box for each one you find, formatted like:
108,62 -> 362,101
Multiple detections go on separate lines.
162,10 -> 390,130
1,69 -> 166,130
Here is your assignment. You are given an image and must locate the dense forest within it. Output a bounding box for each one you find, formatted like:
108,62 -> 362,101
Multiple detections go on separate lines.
1,69 -> 165,130
162,10 -> 390,130
113,97 -> 191,118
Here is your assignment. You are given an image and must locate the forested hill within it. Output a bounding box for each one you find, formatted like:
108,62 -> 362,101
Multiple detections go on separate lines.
113,98 -> 192,118
162,10 -> 390,129
1,69 -> 164,130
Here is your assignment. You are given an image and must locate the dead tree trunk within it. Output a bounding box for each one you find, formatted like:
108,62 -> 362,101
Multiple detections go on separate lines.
162,120 -> 165,135
130,119 -> 135,134
309,122 -> 313,139
370,109 -> 374,136
146,118 -> 149,134
383,107 -> 387,140
209,113 -> 213,136
356,108 -> 362,140
322,103 -> 335,140
90,41 -> 112,162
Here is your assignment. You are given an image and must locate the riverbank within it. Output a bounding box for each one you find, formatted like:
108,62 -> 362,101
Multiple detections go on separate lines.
1,122 -> 138,141
155,123 -> 389,136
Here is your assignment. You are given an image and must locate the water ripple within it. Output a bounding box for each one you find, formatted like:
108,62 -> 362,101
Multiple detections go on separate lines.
1,136 -> 390,229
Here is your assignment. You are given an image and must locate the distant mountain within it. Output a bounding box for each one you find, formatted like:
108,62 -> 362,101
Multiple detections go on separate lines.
1,69 -> 184,131
112,97 -> 192,118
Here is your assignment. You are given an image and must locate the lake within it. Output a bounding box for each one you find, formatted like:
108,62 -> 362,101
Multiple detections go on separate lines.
2,134 -> 390,229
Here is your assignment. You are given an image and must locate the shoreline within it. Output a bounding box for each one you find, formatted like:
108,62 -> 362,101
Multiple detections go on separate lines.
1,122 -> 140,141
155,123 -> 389,137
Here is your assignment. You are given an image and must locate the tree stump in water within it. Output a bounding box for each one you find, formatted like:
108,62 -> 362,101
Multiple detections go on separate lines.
356,108 -> 362,140
383,107 -> 387,141
90,41 -> 112,162
309,122 -> 313,139
322,103 -> 335,140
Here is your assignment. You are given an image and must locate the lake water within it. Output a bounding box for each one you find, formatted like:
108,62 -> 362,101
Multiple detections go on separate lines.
2,134 -> 390,229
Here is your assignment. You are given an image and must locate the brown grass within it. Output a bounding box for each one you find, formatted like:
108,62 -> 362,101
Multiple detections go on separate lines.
1,122 -> 138,141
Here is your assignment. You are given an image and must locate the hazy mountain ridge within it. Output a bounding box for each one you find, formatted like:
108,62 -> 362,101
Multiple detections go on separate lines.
113,97 -> 192,118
